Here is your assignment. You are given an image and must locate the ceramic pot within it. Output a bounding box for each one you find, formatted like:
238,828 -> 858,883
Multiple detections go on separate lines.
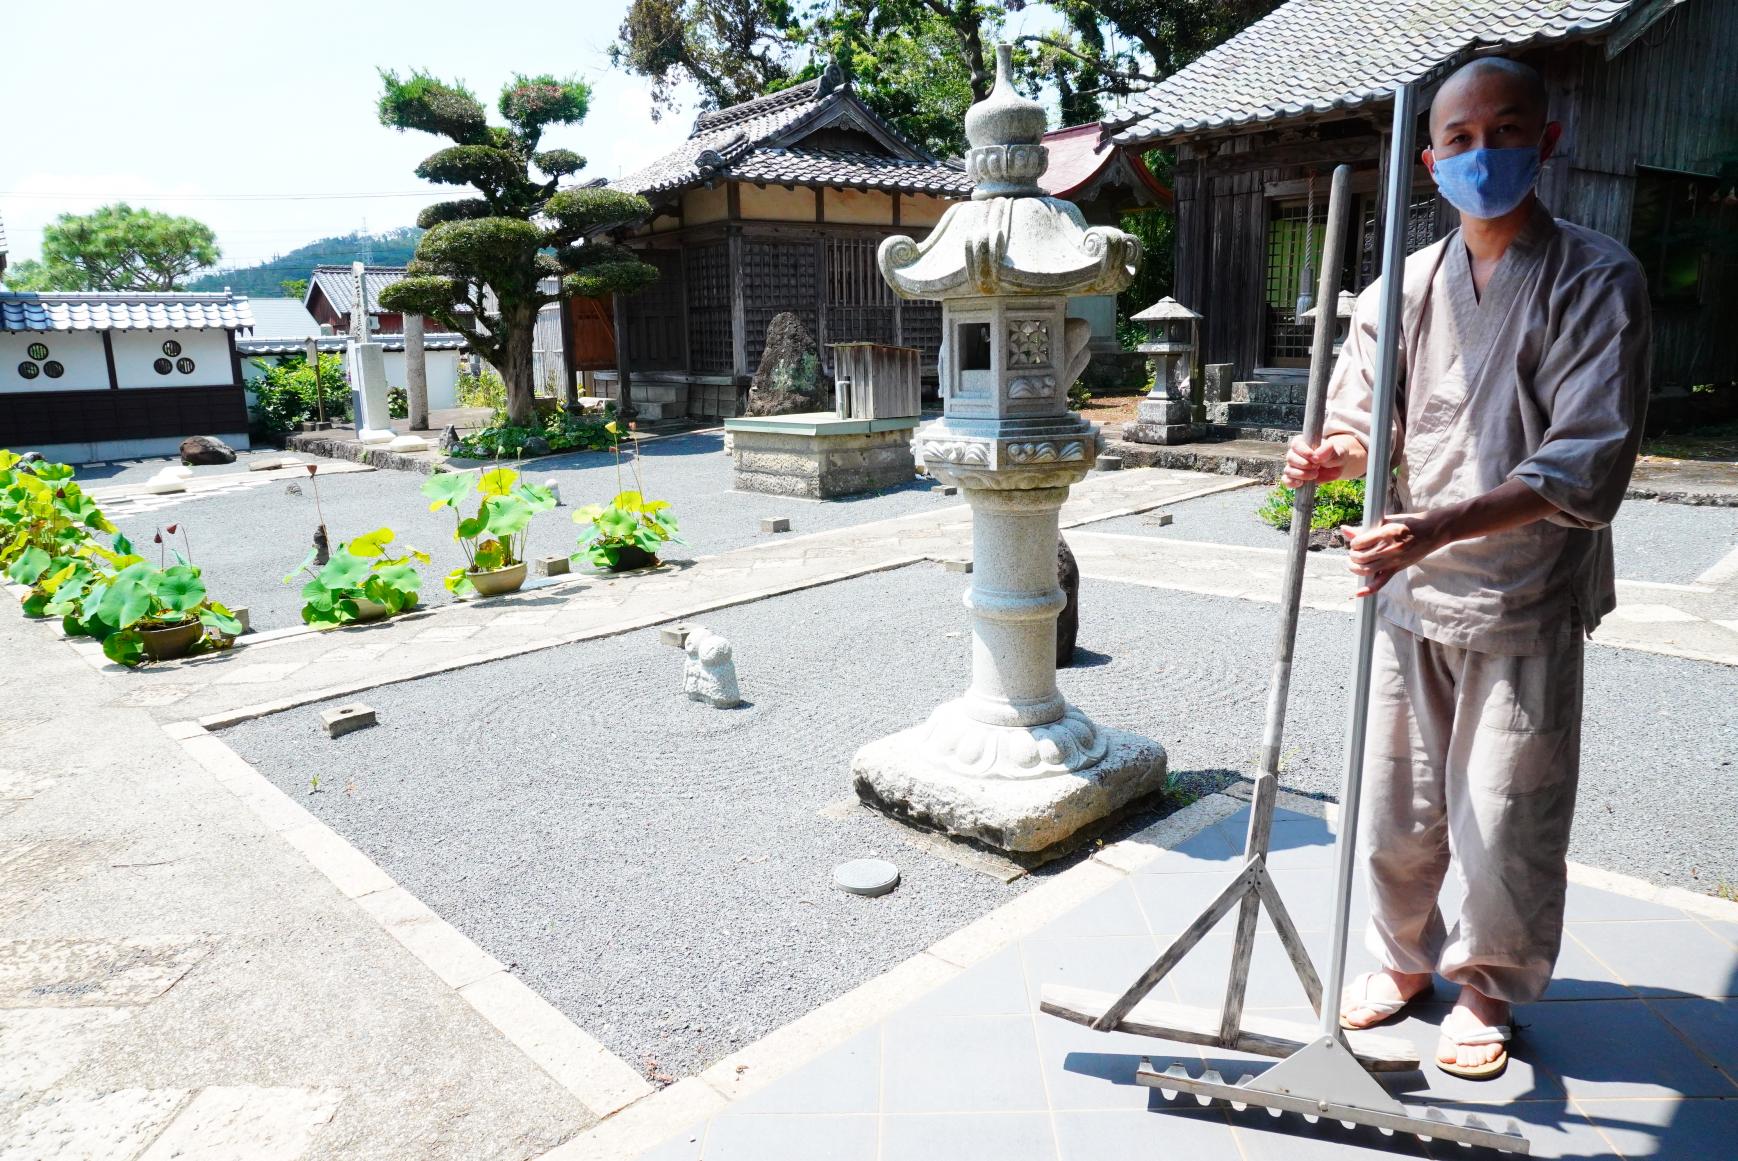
350,596 -> 402,622
138,618 -> 203,661
607,545 -> 659,572
466,560 -> 528,597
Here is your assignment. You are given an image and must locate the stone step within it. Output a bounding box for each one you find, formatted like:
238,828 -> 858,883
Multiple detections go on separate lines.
1232,379 -> 1311,405
1200,422 -> 1302,444
1206,401 -> 1305,428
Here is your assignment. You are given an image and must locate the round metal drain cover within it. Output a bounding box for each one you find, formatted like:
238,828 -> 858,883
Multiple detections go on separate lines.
833,858 -> 900,897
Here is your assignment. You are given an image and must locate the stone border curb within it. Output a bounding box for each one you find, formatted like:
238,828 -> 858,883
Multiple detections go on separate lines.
163,721 -> 656,1121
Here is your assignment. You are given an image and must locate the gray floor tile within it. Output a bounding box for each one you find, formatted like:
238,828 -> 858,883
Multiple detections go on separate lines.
1130,826 -> 1239,875
1167,928 -> 1331,1012
880,1112 -> 1057,1161
1376,1002 -> 1568,1107
1130,871 -> 1247,935
1223,1102 -> 1430,1157
1699,919 -> 1738,949
700,1113 -> 877,1161
1035,1010 -> 1173,1111
1028,879 -> 1151,940
908,945 -> 1031,1017
1540,935 -> 1637,1001
1577,1097 -> 1738,1160
1052,1108 -> 1238,1161
727,1028 -> 880,1115
1563,882 -> 1696,924
1020,932 -> 1166,1000
1568,921 -> 1738,999
880,1013 -> 1049,1113
1524,999 -> 1735,1100
1647,997 -> 1738,1076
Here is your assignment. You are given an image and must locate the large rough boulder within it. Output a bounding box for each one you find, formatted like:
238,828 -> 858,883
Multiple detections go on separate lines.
747,313 -> 824,416
1057,535 -> 1079,667
180,435 -> 236,465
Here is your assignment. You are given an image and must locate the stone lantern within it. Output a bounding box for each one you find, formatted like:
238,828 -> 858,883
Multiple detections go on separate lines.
1122,296 -> 1202,446
851,44 -> 1167,855
1302,289 -> 1357,357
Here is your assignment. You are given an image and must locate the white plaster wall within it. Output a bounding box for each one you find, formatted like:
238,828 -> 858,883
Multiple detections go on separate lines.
0,332 -> 109,392
110,329 -> 232,387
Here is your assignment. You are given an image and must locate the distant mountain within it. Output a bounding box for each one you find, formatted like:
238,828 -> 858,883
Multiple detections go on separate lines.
189,228 -> 424,298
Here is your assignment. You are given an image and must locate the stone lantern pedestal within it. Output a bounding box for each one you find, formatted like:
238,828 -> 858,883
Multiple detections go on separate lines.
1122,296 -> 1202,446
850,45 -> 1167,856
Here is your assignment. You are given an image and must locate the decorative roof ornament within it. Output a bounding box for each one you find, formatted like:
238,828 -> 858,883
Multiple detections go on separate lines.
878,45 -> 1141,302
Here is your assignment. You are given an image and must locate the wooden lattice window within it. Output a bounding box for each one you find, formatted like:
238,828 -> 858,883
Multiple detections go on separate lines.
626,250 -> 686,371
743,240 -> 819,371
686,242 -> 733,373
824,238 -> 897,368
902,299 -> 942,367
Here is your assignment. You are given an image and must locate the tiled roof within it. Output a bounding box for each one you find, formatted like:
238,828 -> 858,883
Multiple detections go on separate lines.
243,297 -> 321,340
306,265 -> 409,316
1038,123 -> 1171,207
727,148 -> 972,195
1104,0 -> 1642,144
610,71 -> 964,199
0,291 -> 253,332
238,332 -> 470,356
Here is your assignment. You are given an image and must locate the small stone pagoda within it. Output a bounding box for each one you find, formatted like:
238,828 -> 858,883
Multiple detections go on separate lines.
851,45 -> 1167,855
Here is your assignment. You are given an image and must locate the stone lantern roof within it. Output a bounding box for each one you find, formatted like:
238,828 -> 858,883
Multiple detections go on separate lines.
1130,296 -> 1202,323
1301,289 -> 1358,320
878,46 -> 1141,301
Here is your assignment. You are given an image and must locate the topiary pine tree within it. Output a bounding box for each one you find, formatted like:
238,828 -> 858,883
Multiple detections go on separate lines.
375,70 -> 657,426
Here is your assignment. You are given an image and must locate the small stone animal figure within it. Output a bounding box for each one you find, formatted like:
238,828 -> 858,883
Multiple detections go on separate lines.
1056,535 -> 1079,667
438,423 -> 462,454
682,627 -> 742,708
313,524 -> 331,567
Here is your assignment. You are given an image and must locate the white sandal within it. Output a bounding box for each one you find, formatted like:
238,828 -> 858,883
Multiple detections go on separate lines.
1338,970 -> 1426,1030
1435,1010 -> 1512,1080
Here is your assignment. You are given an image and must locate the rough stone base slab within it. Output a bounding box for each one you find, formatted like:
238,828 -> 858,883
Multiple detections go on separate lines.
728,423 -> 916,499
851,728 -> 1167,854
1122,420 -> 1200,446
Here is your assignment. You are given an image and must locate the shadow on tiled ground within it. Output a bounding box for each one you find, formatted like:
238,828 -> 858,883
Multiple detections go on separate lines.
642,806 -> 1738,1160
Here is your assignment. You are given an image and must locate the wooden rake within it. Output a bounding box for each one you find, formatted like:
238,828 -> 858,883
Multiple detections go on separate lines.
1041,90 -> 1530,1156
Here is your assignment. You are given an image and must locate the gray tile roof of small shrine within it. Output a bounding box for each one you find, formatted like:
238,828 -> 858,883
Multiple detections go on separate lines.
307,265 -> 409,316
237,332 -> 470,356
243,297 -> 321,339
1103,0 -> 1644,144
0,291 -> 254,332
610,72 -> 963,198
728,147 -> 972,195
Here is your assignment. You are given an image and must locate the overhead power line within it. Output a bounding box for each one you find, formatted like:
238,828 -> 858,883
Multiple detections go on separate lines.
0,190 -> 448,202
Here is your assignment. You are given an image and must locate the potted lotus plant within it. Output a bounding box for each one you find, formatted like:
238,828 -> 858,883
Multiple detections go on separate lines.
573,421 -> 682,571
286,526 -> 428,627
421,467 -> 555,597
56,527 -> 243,665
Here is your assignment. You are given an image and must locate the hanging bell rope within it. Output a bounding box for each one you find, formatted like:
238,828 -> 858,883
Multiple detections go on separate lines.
1295,169 -> 1318,323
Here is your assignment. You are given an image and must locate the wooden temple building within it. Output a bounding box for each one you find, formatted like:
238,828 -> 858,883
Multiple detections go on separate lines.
1100,0 -> 1737,403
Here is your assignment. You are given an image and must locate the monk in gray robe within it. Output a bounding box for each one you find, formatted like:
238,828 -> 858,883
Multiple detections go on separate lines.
1284,57 -> 1651,1079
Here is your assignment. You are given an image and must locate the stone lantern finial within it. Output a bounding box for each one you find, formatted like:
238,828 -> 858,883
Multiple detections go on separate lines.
964,45 -> 1049,200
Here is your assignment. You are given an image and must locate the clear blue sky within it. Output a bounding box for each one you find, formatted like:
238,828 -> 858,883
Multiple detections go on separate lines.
0,1 -> 1065,276
0,0 -> 698,271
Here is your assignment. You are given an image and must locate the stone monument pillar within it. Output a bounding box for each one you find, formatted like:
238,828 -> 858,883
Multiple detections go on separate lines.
1121,296 -> 1202,445
851,45 -> 1168,855
346,261 -> 394,445
404,312 -> 429,432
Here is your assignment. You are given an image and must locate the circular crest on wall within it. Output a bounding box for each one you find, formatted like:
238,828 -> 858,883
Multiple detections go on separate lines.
18,361 -> 40,380
42,361 -> 64,379
162,340 -> 182,357
153,357 -> 174,375
175,357 -> 195,374
27,342 -> 49,361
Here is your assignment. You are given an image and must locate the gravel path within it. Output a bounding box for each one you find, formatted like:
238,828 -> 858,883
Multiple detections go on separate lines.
225,566 -> 1738,1083
106,432 -> 950,631
1095,480 -> 1738,585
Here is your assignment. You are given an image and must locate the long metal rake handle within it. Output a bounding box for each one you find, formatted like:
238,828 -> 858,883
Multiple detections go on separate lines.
1316,82 -> 1418,1041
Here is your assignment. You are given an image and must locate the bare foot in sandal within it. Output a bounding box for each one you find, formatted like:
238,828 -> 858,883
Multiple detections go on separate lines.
1436,987 -> 1511,1079
1340,968 -> 1432,1030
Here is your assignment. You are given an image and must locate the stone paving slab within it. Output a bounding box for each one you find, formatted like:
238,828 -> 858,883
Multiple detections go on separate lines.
632,797 -> 1738,1161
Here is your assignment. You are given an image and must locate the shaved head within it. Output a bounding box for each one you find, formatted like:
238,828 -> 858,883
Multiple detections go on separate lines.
1430,57 -> 1550,144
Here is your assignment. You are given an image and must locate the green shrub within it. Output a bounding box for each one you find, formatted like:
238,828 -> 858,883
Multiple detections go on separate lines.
388,386 -> 408,419
249,355 -> 350,437
453,406 -> 618,459
1257,477 -> 1365,533
1068,380 -> 1093,410
456,365 -> 506,411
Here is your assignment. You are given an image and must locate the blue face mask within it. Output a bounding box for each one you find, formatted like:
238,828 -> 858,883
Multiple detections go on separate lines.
1430,145 -> 1541,220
